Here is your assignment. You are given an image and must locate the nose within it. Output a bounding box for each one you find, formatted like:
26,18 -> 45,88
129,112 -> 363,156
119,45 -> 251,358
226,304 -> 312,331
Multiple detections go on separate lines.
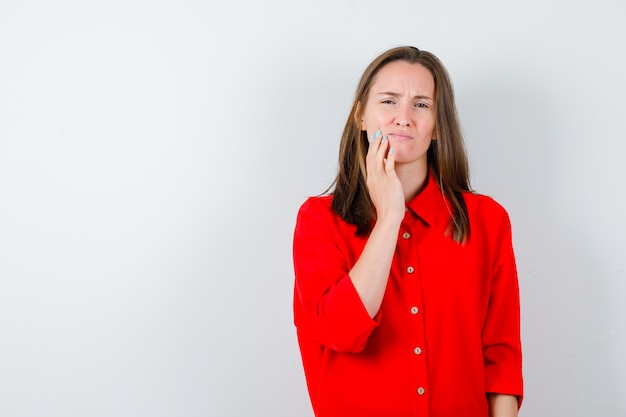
395,103 -> 411,126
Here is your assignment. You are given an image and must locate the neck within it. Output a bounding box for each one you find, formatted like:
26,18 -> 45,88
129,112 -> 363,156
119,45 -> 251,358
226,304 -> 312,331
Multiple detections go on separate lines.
395,160 -> 429,202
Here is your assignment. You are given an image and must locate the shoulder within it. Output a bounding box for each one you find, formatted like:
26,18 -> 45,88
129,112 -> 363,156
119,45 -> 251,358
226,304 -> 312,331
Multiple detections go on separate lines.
464,192 -> 509,217
295,195 -> 358,237
463,192 -> 512,232
297,195 -> 334,218
296,195 -> 337,228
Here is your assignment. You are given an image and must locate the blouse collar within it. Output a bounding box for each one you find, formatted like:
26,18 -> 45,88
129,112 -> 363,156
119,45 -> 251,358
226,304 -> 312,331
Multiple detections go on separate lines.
405,171 -> 451,227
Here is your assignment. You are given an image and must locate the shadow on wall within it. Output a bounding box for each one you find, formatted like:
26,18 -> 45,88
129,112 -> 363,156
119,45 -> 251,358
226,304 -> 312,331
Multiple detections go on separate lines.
458,77 -> 620,416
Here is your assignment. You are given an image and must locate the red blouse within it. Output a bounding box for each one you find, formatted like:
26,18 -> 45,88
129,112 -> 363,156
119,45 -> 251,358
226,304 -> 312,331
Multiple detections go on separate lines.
292,175 -> 523,417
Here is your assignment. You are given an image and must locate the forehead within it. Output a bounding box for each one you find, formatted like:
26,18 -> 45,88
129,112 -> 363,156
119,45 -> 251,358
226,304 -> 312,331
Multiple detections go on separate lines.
370,61 -> 434,94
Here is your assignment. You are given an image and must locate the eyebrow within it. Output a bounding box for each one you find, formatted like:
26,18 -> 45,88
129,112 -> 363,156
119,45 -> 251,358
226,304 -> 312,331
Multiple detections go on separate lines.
377,91 -> 433,101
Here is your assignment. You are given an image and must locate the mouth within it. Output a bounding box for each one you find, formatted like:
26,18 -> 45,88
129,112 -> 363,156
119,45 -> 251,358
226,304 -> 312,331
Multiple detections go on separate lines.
387,132 -> 413,142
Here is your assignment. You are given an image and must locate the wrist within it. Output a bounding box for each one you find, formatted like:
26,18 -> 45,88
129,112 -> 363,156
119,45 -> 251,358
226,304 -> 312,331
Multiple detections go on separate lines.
373,212 -> 404,230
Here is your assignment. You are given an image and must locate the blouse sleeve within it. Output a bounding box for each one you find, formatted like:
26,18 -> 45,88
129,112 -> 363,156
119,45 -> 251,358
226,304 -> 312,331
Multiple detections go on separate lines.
482,205 -> 524,404
293,198 -> 380,353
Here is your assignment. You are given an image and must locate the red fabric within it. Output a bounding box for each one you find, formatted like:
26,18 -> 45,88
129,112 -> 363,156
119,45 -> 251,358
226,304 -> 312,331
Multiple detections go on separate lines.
292,175 -> 523,417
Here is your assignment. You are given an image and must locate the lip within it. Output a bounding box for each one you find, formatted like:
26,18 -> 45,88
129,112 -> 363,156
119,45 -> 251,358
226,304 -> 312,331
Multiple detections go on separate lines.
387,132 -> 413,141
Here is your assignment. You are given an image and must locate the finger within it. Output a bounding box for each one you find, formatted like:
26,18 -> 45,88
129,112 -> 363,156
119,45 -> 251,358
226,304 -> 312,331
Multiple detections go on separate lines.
369,135 -> 389,174
366,129 -> 382,152
376,135 -> 390,162
385,146 -> 396,173
370,128 -> 382,143
366,129 -> 383,167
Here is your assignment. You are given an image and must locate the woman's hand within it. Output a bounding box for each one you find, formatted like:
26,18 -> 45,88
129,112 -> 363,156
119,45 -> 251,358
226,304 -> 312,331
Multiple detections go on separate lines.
347,129 -> 406,318
366,129 -> 405,225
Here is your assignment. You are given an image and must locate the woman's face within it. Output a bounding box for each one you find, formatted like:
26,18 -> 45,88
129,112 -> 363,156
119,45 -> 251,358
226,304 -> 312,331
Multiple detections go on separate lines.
360,61 -> 436,169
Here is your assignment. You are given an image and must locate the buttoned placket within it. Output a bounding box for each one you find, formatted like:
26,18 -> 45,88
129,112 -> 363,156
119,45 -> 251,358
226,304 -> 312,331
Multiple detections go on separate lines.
398,209 -> 430,416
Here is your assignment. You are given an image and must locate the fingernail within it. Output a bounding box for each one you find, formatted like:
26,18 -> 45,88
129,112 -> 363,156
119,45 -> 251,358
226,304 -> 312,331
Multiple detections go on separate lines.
381,135 -> 387,144
389,147 -> 394,155
372,129 -> 381,141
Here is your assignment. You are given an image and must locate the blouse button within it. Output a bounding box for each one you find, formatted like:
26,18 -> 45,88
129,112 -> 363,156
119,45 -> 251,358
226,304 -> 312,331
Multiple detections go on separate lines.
413,346 -> 422,355
402,232 -> 411,239
417,387 -> 425,395
410,306 -> 419,314
406,266 -> 415,274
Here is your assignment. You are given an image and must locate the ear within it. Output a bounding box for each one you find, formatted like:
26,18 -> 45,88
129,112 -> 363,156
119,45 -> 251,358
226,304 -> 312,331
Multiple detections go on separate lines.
354,101 -> 366,130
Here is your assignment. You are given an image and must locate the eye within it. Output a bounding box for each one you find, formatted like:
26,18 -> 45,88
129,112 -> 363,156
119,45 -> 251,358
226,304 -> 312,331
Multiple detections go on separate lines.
381,99 -> 395,104
415,102 -> 428,108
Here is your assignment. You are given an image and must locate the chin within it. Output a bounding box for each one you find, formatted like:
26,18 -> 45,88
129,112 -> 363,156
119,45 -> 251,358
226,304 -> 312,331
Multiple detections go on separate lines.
393,153 -> 428,167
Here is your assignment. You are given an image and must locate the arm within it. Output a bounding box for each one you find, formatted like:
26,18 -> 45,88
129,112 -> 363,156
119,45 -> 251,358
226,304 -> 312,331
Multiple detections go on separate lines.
487,393 -> 518,417
293,133 -> 405,351
482,205 -> 524,405
348,133 -> 405,317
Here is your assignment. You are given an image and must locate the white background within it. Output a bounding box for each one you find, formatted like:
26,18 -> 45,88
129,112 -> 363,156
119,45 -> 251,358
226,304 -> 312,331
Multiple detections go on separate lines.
1,1 -> 625,416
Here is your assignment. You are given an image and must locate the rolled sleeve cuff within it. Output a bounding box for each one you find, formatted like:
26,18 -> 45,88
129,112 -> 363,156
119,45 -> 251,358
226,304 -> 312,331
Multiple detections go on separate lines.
484,363 -> 524,406
318,274 -> 381,352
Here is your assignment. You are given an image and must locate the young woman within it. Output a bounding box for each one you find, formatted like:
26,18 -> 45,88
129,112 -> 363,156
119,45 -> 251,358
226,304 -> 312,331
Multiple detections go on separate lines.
293,46 -> 523,417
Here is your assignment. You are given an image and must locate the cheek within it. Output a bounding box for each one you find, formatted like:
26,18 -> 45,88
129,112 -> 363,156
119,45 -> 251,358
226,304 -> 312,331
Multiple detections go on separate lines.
366,110 -> 391,127
419,115 -> 436,133
362,106 -> 398,132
